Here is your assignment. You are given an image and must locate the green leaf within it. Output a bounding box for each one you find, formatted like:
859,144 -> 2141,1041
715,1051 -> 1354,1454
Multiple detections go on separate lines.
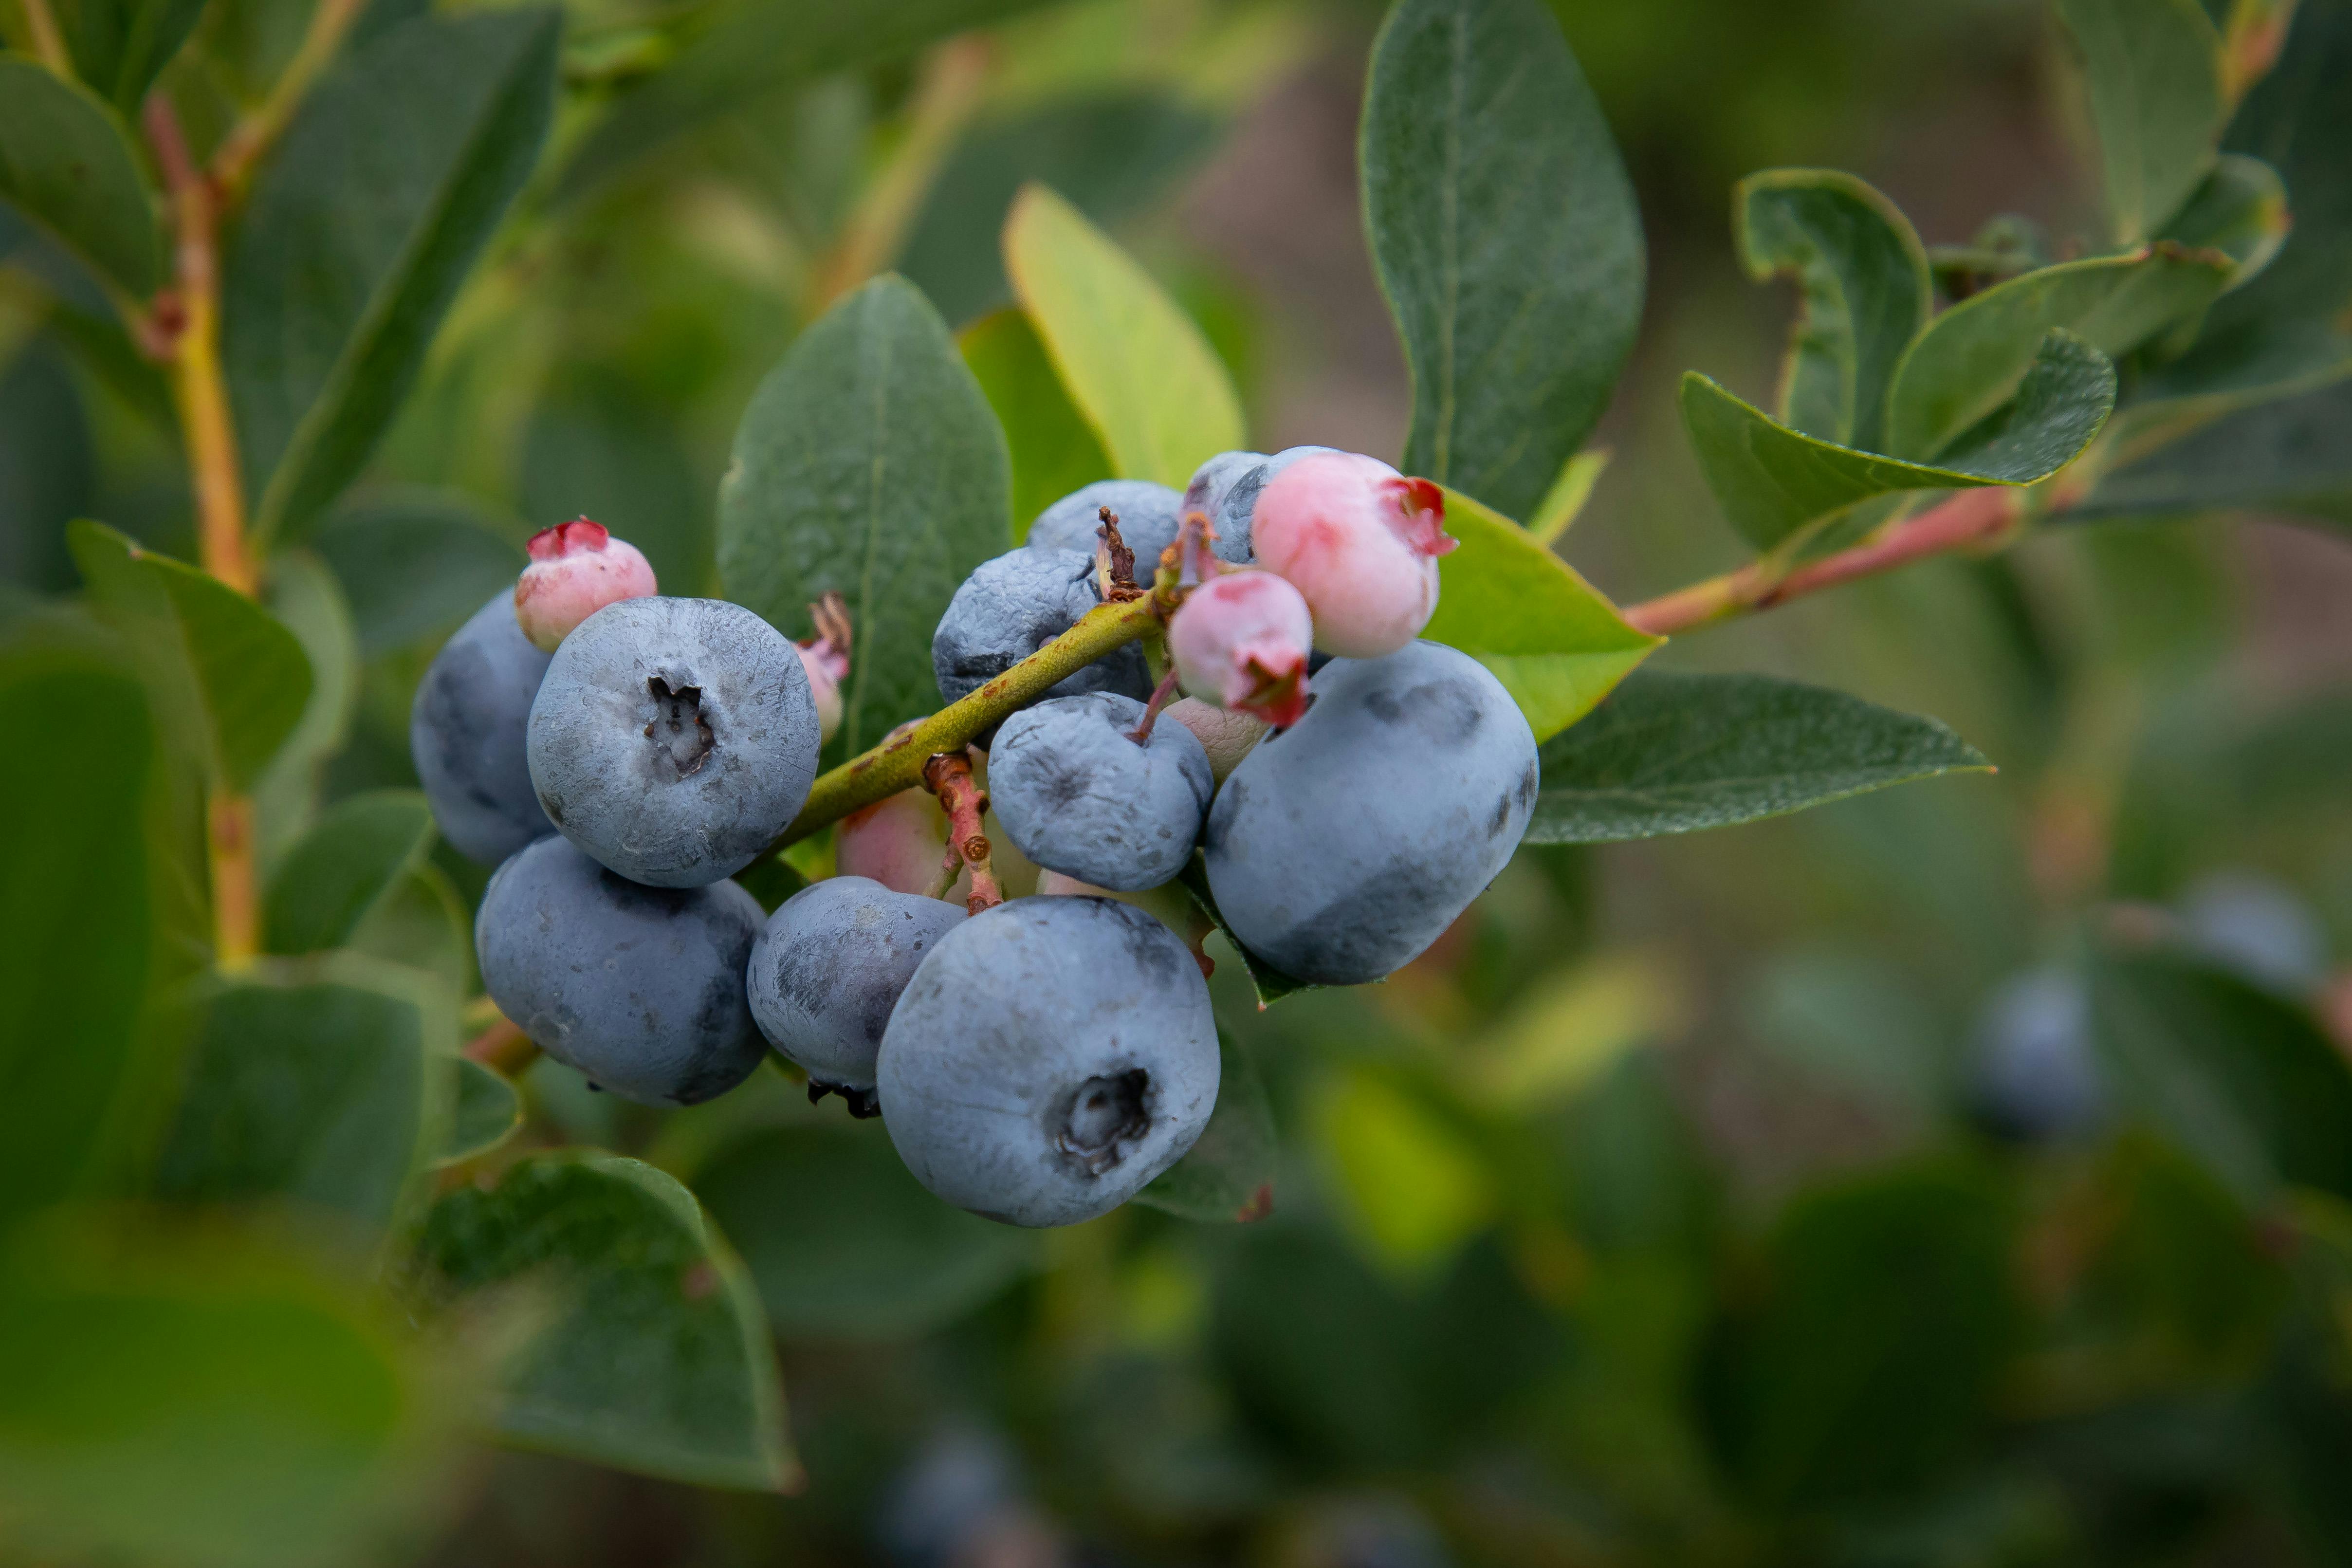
2160,152 -> 2291,286
440,1057 -> 520,1166
0,618 -> 155,1226
1682,330 -> 2117,553
1734,169 -> 1930,452
251,551 -> 361,871
1003,183 -> 1245,490
1360,0 -> 1643,520
0,56 -> 160,296
1883,246 -> 2232,461
961,307 -> 1113,543
262,789 -> 437,955
2080,376 -> 2352,526
2058,0 -> 2227,242
0,1215 -> 435,1568
408,1152 -> 794,1490
692,1121 -> 1035,1340
1135,1030 -> 1277,1223
312,490 -> 525,656
2089,950 -> 2352,1207
150,953 -> 454,1232
0,340 -> 94,594
1176,856 -> 1320,1007
346,863 -> 473,998
520,394 -> 710,597
1421,486 -> 1660,740
224,8 -> 560,544
717,274 -> 1009,755
69,520 -> 314,791
55,0 -> 209,112
1524,670 -> 1991,845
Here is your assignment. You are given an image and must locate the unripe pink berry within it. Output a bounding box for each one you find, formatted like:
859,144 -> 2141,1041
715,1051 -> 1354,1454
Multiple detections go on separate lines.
1167,571 -> 1314,728
1163,697 -> 1268,782
513,518 -> 657,651
1250,452 -> 1455,658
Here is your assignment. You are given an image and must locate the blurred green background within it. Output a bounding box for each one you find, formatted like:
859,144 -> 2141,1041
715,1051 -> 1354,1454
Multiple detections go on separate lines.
6,0 -> 2352,1564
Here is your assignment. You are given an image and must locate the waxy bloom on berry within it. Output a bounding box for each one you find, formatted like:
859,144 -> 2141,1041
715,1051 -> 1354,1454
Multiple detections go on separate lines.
1250,451 -> 1455,658
513,518 -> 656,651
1167,570 -> 1315,728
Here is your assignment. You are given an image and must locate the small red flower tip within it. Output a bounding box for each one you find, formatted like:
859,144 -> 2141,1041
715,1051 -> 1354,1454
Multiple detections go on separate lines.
527,517 -> 610,562
1386,477 -> 1456,557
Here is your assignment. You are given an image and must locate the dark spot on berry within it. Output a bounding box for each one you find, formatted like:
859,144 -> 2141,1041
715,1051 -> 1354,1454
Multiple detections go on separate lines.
1056,1068 -> 1151,1175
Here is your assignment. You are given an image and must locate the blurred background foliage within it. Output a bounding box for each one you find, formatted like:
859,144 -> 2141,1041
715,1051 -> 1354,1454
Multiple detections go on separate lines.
4,0 -> 2352,1564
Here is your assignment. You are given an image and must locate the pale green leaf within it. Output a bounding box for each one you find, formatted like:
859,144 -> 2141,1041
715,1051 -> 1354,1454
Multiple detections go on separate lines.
439,1058 -> 520,1166
2058,0 -> 2226,241
251,552 -> 361,871
262,790 -> 437,956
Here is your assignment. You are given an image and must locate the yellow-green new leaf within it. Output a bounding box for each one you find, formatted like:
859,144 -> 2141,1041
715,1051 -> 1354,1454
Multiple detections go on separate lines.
1002,183 -> 1244,488
1421,487 -> 1659,743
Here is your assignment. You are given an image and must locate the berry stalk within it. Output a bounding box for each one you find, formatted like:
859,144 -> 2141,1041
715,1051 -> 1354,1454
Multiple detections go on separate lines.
922,751 -> 1002,915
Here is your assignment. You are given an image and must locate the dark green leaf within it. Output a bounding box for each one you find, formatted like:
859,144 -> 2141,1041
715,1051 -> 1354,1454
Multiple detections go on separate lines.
439,1057 -> 520,1165
0,1215 -> 433,1568
2089,950 -> 2352,1206
717,275 -> 1008,755
312,490 -> 525,655
56,0 -> 210,112
520,397 -> 710,597
2057,0 -> 2226,242
1360,0 -> 1643,520
225,8 -> 560,544
1525,670 -> 1992,845
1176,856 -> 1319,1007
2160,152 -> 2291,285
0,617 -> 155,1226
69,519 -> 314,791
0,338 -> 93,593
1684,330 -> 2115,552
150,954 -> 454,1232
693,1121 -> 1035,1340
0,56 -> 160,296
900,94 -> 1222,329
408,1152 -> 795,1490
2080,376 -> 2352,526
262,789 -> 437,955
251,551 -> 360,869
961,307 -> 1113,542
1135,1030 -> 1276,1223
1884,246 -> 2231,460
1734,168 -> 1930,452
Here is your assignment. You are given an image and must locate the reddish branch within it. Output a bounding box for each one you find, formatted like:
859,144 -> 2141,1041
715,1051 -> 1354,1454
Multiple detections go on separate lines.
923,751 -> 1003,915
464,1015 -> 538,1077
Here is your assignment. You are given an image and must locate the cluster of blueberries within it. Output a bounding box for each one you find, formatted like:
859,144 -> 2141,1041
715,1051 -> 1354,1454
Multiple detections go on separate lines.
412,448 -> 1540,1227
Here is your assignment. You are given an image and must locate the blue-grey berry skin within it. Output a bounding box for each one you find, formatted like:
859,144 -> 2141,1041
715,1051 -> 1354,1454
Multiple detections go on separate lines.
878,897 -> 1218,1228
747,875 -> 964,1095
1182,450 -> 1264,561
1203,641 -> 1538,984
1025,479 -> 1184,573
931,548 -> 1152,709
1202,444 -> 1339,563
527,596 -> 819,888
2178,869 -> 2328,994
1968,968 -> 2106,1144
410,591 -> 554,864
476,836 -> 767,1106
988,693 -> 1212,891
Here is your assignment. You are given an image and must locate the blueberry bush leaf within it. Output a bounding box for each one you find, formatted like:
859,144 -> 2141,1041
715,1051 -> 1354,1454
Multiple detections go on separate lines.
54,0 -> 210,113
2159,154 -> 2291,287
1524,671 -> 1991,845
407,1152 -> 794,1491
312,492 -> 526,657
2056,0 -> 2226,243
692,1122 -> 1036,1340
960,308 -> 1113,543
438,1058 -> 521,1167
1136,1030 -> 1277,1223
261,790 -> 438,956
225,8 -> 560,545
1734,169 -> 1930,453
69,520 -> 314,792
1421,487 -> 1659,743
149,954 -> 455,1234
1683,330 -> 2117,553
250,552 -> 362,870
2078,377 -> 2352,528
0,57 -> 161,297
1176,858 -> 1321,1007
1360,0 -> 1644,521
1002,183 -> 1246,490
718,274 -> 1010,756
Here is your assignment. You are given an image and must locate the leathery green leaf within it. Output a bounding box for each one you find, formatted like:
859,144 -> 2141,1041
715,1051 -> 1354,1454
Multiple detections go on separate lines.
1136,1030 -> 1277,1223
2058,0 -> 2227,242
0,56 -> 160,296
960,307 -> 1113,544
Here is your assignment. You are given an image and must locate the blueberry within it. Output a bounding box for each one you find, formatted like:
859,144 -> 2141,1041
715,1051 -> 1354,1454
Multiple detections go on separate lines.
2177,869 -> 2328,994
878,897 -> 1219,1227
1195,444 -> 1339,563
987,693 -> 1213,891
476,836 -> 767,1106
1203,640 -> 1538,983
1023,479 -> 1185,575
409,590 -> 555,865
1968,967 -> 2105,1143
931,548 -> 1152,711
527,596 -> 820,887
746,875 -> 964,1105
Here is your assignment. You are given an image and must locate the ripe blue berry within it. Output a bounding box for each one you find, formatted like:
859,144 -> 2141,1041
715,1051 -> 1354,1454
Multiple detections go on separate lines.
746,875 -> 964,1110
987,693 -> 1213,891
878,897 -> 1218,1227
527,596 -> 820,888
476,836 -> 767,1106
1968,968 -> 2106,1143
1203,640 -> 1538,983
1186,444 -> 1339,563
410,590 -> 554,865
931,548 -> 1152,709
1024,479 -> 1185,574
2177,869 -> 2328,994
